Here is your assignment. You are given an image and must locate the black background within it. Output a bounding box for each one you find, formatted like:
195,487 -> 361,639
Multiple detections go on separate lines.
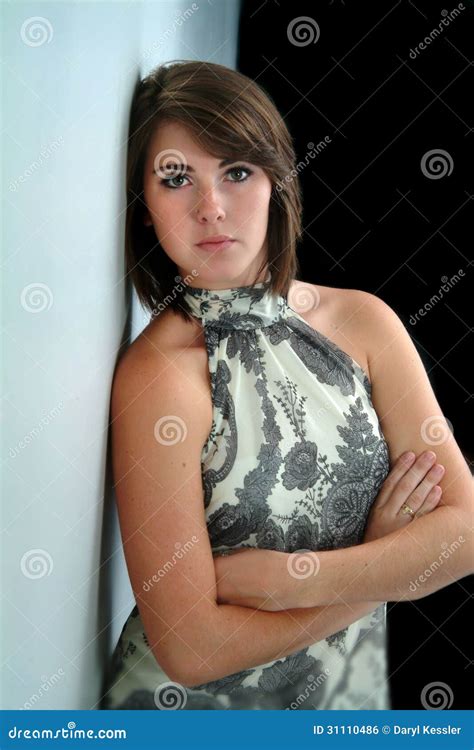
237,0 -> 473,709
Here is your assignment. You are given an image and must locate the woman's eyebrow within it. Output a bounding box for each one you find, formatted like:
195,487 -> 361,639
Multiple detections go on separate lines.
157,158 -> 241,174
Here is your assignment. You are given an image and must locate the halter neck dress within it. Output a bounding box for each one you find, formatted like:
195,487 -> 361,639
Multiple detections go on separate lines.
101,273 -> 392,711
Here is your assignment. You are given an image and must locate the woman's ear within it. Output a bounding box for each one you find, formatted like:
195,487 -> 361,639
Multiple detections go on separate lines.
143,209 -> 153,227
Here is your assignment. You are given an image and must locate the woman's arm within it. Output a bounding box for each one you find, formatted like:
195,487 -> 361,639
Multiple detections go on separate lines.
216,291 -> 474,611
301,505 -> 472,606
186,597 -> 382,687
215,449 -> 472,611
290,290 -> 474,606
215,503 -> 472,611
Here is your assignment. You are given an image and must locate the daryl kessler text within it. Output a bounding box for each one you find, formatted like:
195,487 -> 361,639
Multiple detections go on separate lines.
313,725 -> 461,736
393,726 -> 461,736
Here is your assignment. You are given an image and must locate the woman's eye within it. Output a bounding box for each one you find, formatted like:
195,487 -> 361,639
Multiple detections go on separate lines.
160,165 -> 252,190
227,166 -> 252,182
160,173 -> 189,189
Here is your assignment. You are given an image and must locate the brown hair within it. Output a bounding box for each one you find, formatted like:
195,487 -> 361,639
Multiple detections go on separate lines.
125,59 -> 303,323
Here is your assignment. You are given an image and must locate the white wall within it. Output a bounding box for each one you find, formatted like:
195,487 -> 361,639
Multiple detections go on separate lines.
2,0 -> 240,710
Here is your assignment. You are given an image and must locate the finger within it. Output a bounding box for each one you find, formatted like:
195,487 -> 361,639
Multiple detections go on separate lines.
414,485 -> 443,518
375,451 -> 417,506
390,451 -> 437,510
395,463 -> 444,517
409,463 -> 445,507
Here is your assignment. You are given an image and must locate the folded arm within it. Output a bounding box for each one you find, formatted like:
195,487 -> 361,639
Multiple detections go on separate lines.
216,290 -> 474,611
215,503 -> 472,611
111,345 -> 383,689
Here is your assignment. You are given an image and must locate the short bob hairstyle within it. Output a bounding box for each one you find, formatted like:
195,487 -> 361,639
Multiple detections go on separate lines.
125,59 -> 303,324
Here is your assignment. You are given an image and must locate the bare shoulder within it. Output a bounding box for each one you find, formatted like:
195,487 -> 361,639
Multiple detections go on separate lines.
328,288 -> 400,379
116,305 -> 208,381
112,306 -> 212,437
122,305 -> 205,362
289,280 -> 374,378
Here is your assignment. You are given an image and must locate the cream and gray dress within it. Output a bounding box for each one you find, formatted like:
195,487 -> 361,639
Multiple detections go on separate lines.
101,274 -> 392,711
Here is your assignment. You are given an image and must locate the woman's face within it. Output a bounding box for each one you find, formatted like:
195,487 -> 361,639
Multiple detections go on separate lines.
142,121 -> 273,289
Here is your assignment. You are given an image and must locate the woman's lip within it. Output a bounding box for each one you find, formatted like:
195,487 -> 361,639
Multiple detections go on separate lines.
196,239 -> 236,251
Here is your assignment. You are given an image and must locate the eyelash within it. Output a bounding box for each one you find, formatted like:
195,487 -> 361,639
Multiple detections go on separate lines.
159,165 -> 253,190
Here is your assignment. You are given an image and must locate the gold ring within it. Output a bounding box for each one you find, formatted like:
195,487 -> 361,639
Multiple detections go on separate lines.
401,502 -> 416,518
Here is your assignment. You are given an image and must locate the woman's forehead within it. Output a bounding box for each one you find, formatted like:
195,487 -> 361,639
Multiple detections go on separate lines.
147,123 -> 213,164
147,123 -> 254,173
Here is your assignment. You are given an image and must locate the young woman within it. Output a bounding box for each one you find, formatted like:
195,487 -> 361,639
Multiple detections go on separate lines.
100,60 -> 472,711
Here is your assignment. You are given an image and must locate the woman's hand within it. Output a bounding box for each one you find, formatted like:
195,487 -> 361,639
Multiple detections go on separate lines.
213,450 -> 446,610
363,450 -> 445,543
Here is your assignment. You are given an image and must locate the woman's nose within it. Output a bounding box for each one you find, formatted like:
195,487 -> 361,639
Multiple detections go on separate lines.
194,187 -> 226,222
